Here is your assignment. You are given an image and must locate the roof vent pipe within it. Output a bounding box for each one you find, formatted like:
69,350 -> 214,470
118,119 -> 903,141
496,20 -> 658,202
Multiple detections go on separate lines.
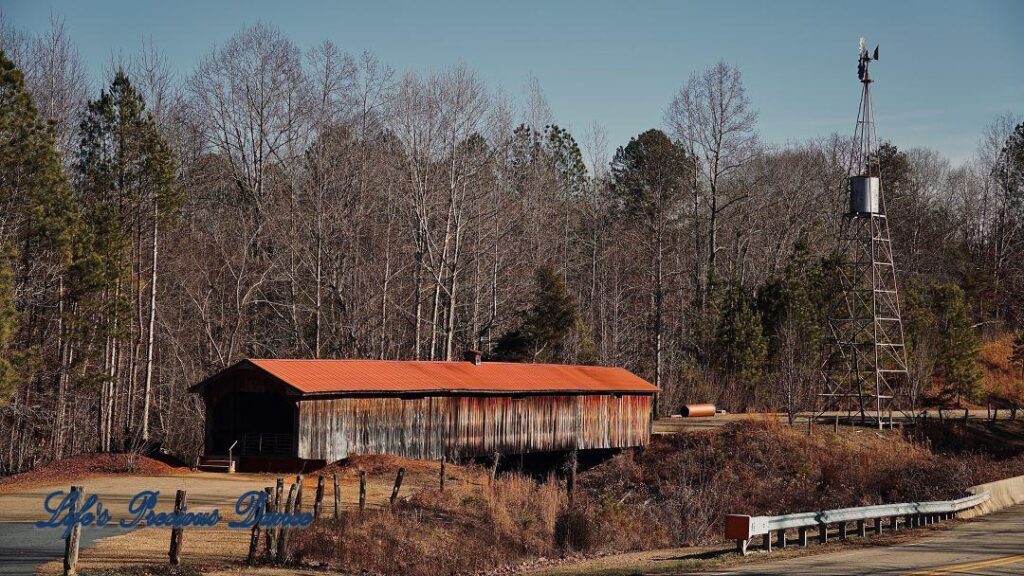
464,349 -> 483,365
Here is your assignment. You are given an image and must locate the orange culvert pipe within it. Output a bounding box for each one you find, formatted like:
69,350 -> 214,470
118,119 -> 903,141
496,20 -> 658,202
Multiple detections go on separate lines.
681,403 -> 716,417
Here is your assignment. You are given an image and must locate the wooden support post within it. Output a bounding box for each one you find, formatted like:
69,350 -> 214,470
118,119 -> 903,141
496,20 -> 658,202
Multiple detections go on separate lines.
169,489 -> 187,565
294,474 -> 304,513
838,522 -> 847,539
439,456 -> 446,491
313,476 -> 325,520
276,482 -> 298,563
874,517 -> 883,535
333,474 -> 340,519
890,515 -> 899,532
857,519 -> 866,537
358,470 -> 366,515
247,488 -> 270,565
569,448 -> 577,502
777,528 -> 787,549
491,451 -> 501,482
763,532 -> 772,552
63,486 -> 82,576
390,467 -> 405,507
818,524 -> 828,544
798,526 -> 808,546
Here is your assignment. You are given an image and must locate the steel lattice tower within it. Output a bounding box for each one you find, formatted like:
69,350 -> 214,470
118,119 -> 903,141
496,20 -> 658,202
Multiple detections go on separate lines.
819,40 -> 909,429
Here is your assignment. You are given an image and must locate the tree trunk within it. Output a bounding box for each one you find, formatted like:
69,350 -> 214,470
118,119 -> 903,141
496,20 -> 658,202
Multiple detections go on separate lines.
141,197 -> 159,442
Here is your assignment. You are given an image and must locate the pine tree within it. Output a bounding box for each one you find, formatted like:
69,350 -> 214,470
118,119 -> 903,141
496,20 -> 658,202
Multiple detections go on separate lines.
716,285 -> 768,400
0,253 -> 18,402
1012,331 -> 1024,380
76,69 -> 179,446
495,265 -> 579,362
934,284 -> 983,405
0,50 -> 77,407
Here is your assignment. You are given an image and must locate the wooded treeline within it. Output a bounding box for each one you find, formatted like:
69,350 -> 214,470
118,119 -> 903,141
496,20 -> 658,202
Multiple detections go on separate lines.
1,20 -> 1022,472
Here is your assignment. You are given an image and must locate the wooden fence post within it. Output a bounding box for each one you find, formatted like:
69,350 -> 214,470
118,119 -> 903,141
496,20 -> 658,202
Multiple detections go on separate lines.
439,456 -> 446,491
358,470 -> 366,516
247,487 -> 271,565
294,474 -> 304,513
276,481 -> 298,564
63,485 -> 82,576
491,452 -> 501,482
390,467 -> 405,507
265,478 -> 283,560
333,474 -> 340,519
168,489 -> 187,565
313,476 -> 325,520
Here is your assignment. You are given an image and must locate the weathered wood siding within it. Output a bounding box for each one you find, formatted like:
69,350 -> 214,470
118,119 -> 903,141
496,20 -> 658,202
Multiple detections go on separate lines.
297,394 -> 652,461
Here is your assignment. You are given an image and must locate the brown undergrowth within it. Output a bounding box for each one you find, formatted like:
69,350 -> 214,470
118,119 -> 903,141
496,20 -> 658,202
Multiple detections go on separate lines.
290,420 -> 1024,575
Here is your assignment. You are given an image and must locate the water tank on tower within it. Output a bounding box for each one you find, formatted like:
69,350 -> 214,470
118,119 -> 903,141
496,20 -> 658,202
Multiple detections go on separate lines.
849,176 -> 879,215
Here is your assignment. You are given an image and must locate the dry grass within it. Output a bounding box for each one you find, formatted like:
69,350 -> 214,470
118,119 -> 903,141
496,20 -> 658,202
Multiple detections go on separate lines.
980,336 -> 1024,405
50,422 -> 1024,576
291,469 -> 566,575
287,419 -> 1024,575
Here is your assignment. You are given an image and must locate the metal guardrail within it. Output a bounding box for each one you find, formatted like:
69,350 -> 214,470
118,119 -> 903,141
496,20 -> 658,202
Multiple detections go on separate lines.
726,491 -> 991,554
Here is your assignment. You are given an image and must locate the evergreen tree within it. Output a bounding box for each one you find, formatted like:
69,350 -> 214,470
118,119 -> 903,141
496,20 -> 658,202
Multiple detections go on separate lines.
610,129 -> 692,396
495,265 -> 579,362
1013,330 -> 1024,380
716,285 -> 768,399
0,253 -> 18,402
934,284 -> 983,404
0,50 -> 77,406
76,69 -> 179,445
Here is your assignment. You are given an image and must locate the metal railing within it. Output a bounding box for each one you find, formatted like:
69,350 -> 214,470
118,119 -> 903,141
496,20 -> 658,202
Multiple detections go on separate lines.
239,432 -> 294,456
726,491 -> 990,554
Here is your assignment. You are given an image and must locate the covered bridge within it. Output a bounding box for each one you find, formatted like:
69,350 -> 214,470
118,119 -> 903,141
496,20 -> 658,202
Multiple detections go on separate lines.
191,357 -> 657,470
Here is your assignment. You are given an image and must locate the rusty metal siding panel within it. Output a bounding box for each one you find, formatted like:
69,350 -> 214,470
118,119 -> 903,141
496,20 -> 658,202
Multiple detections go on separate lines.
298,393 -> 652,461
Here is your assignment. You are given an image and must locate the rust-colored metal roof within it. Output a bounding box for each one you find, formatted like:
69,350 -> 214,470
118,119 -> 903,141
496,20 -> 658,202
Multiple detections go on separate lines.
207,358 -> 657,396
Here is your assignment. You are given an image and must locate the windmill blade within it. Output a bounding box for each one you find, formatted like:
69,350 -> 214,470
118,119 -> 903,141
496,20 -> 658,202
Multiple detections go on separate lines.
874,45 -> 879,60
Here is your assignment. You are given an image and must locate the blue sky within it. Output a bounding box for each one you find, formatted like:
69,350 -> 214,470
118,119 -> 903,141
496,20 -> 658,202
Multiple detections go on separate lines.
3,0 -> 1022,163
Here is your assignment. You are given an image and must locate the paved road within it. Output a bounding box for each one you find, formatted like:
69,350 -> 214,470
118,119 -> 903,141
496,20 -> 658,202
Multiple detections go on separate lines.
0,523 -> 131,576
718,504 -> 1024,575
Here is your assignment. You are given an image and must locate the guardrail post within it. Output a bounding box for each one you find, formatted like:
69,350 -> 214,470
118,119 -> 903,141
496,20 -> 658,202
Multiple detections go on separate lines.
777,529 -> 787,549
838,522 -> 847,539
762,533 -> 772,552
890,515 -> 899,532
874,517 -> 883,535
736,538 -> 748,555
818,524 -> 828,544
798,527 -> 808,546
857,519 -> 866,537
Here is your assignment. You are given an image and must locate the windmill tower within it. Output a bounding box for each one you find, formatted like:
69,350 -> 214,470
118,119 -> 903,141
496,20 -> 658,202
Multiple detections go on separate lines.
819,39 -> 909,429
